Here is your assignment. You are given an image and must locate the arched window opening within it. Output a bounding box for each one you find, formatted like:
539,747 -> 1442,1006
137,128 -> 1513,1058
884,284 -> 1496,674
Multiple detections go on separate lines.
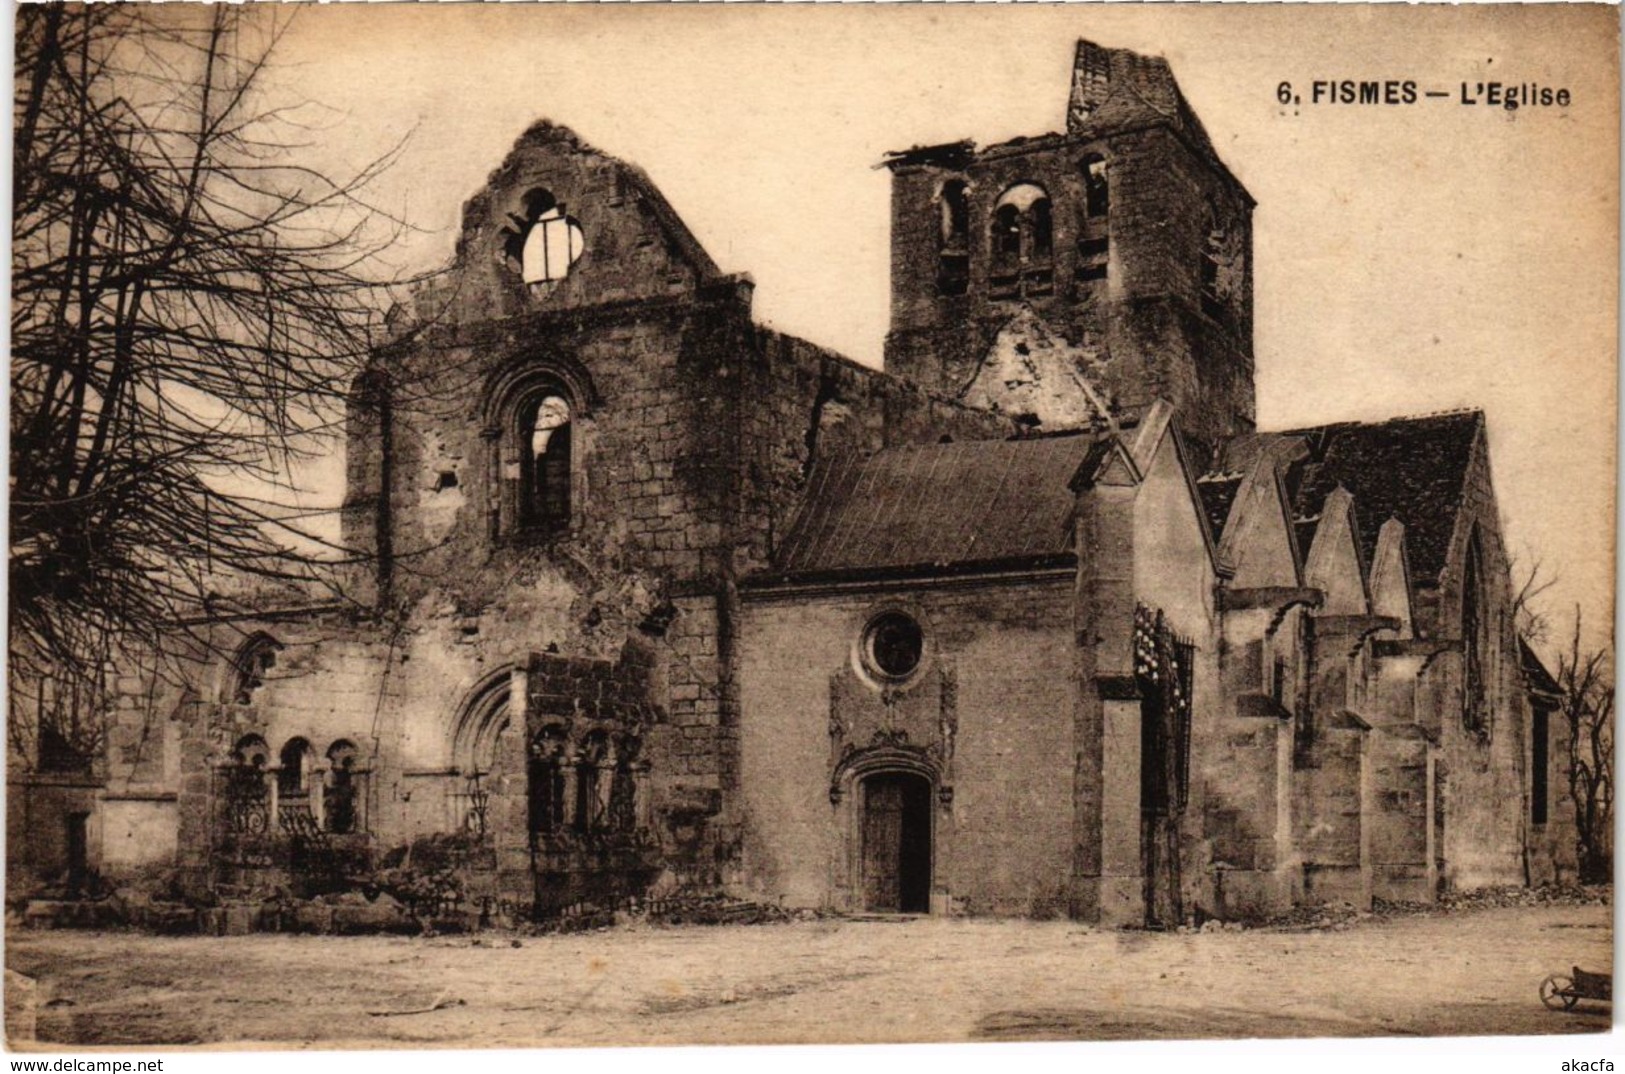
229,634 -> 281,706
224,735 -> 271,835
521,394 -> 572,530
1135,604 -> 1194,818
608,734 -> 641,833
990,183 -> 1054,299
991,203 -> 1022,266
28,664 -> 104,775
939,180 -> 969,247
574,731 -> 612,834
1083,155 -> 1110,219
502,188 -> 585,286
278,737 -> 312,799
489,368 -> 590,544
1076,155 -> 1110,283
1461,531 -> 1489,737
233,734 -> 270,769
529,726 -> 569,842
1031,197 -> 1053,260
937,180 -> 971,297
325,740 -> 361,834
454,673 -> 513,779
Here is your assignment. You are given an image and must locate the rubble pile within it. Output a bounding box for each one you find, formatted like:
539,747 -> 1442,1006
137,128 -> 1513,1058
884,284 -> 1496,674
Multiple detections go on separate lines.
643,893 -> 809,927
521,893 -> 819,934
1435,883 -> 1611,911
1248,901 -> 1368,933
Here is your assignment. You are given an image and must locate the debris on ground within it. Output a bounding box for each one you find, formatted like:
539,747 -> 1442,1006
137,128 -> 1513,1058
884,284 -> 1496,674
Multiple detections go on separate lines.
1259,884 -> 1610,932
521,893 -> 822,935
8,878 -> 1606,939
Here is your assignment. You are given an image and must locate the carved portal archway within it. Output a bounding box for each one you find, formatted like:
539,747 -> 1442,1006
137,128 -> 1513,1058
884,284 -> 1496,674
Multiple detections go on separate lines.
831,739 -> 944,914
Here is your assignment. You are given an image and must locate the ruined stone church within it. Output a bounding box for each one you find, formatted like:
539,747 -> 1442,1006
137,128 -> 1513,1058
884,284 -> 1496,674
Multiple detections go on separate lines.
43,40 -> 1575,925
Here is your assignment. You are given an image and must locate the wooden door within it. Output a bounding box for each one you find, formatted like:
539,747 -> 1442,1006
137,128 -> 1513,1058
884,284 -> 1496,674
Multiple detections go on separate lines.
862,777 -> 903,911
862,773 -> 932,913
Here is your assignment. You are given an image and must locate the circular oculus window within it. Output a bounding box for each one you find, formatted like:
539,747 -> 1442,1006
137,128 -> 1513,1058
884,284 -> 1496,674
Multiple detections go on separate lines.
863,612 -> 924,681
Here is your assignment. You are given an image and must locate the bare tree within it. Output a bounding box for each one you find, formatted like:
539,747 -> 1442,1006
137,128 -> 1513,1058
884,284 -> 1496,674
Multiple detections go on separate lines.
1556,610 -> 1613,884
1508,547 -> 1557,648
10,5 -> 409,762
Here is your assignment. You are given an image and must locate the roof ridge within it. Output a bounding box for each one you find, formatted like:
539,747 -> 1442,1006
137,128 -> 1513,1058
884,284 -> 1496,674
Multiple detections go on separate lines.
1273,407 -> 1483,435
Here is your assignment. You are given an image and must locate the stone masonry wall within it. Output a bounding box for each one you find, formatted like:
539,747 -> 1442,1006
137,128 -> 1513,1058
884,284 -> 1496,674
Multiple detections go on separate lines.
1424,432 -> 1548,889
885,125 -> 1255,446
736,576 -> 1077,916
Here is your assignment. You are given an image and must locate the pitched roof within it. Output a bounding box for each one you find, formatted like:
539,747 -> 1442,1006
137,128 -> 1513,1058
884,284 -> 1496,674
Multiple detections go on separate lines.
768,435 -> 1098,580
1283,412 -> 1482,585
1519,637 -> 1562,699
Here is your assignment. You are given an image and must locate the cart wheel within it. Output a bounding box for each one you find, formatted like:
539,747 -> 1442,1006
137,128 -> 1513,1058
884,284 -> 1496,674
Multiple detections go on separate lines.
1541,975 -> 1577,1011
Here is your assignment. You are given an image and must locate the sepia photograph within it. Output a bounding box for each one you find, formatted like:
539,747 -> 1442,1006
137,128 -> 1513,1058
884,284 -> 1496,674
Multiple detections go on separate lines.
5,1 -> 1618,1062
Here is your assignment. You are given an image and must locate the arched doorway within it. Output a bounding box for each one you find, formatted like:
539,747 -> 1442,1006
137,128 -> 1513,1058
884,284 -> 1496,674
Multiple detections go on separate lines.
860,771 -> 932,913
450,667 -> 516,838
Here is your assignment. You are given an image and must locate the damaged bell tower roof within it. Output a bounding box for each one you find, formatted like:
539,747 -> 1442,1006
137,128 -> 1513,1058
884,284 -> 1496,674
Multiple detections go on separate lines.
881,38 -> 1248,197
1065,39 -> 1221,162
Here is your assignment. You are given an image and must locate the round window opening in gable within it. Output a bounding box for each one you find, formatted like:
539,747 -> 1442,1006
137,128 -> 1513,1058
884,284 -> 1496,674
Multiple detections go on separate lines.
502,188 -> 585,285
863,612 -> 924,681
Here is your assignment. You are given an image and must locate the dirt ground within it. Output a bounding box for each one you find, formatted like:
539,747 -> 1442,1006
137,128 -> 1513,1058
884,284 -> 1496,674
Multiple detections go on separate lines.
4,901 -> 1612,1049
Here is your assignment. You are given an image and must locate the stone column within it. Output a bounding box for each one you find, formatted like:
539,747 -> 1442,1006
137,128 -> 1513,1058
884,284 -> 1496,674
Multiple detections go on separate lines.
310,767 -> 326,830
264,768 -> 280,829
561,750 -> 580,831
1099,698 -> 1144,926
632,760 -> 652,830
595,744 -> 616,830
1071,463 -> 1141,925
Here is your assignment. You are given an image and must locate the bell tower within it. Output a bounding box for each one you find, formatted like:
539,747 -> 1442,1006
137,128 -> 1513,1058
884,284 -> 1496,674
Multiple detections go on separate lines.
882,40 -> 1257,446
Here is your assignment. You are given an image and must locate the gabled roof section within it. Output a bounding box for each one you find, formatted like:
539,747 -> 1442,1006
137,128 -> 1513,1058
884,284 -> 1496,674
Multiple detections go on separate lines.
1286,411 -> 1483,586
1519,638 -> 1563,702
445,121 -> 722,300
1204,455 -> 1303,588
1368,518 -> 1415,639
1300,487 -> 1370,615
768,435 -> 1099,580
1218,411 -> 1484,589
1131,400 -> 1225,574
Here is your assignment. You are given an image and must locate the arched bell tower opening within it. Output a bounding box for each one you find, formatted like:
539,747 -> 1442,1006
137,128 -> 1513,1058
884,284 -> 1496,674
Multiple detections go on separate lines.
881,38 -> 1257,445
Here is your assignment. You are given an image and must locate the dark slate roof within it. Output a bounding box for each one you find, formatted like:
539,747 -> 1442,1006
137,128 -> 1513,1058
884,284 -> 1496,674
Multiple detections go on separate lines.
1282,411 -> 1483,585
1195,474 -> 1243,542
769,436 -> 1097,580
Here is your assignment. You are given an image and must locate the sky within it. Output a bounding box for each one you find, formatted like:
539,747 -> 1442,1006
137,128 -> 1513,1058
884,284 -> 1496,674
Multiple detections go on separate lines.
257,3 -> 1617,659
